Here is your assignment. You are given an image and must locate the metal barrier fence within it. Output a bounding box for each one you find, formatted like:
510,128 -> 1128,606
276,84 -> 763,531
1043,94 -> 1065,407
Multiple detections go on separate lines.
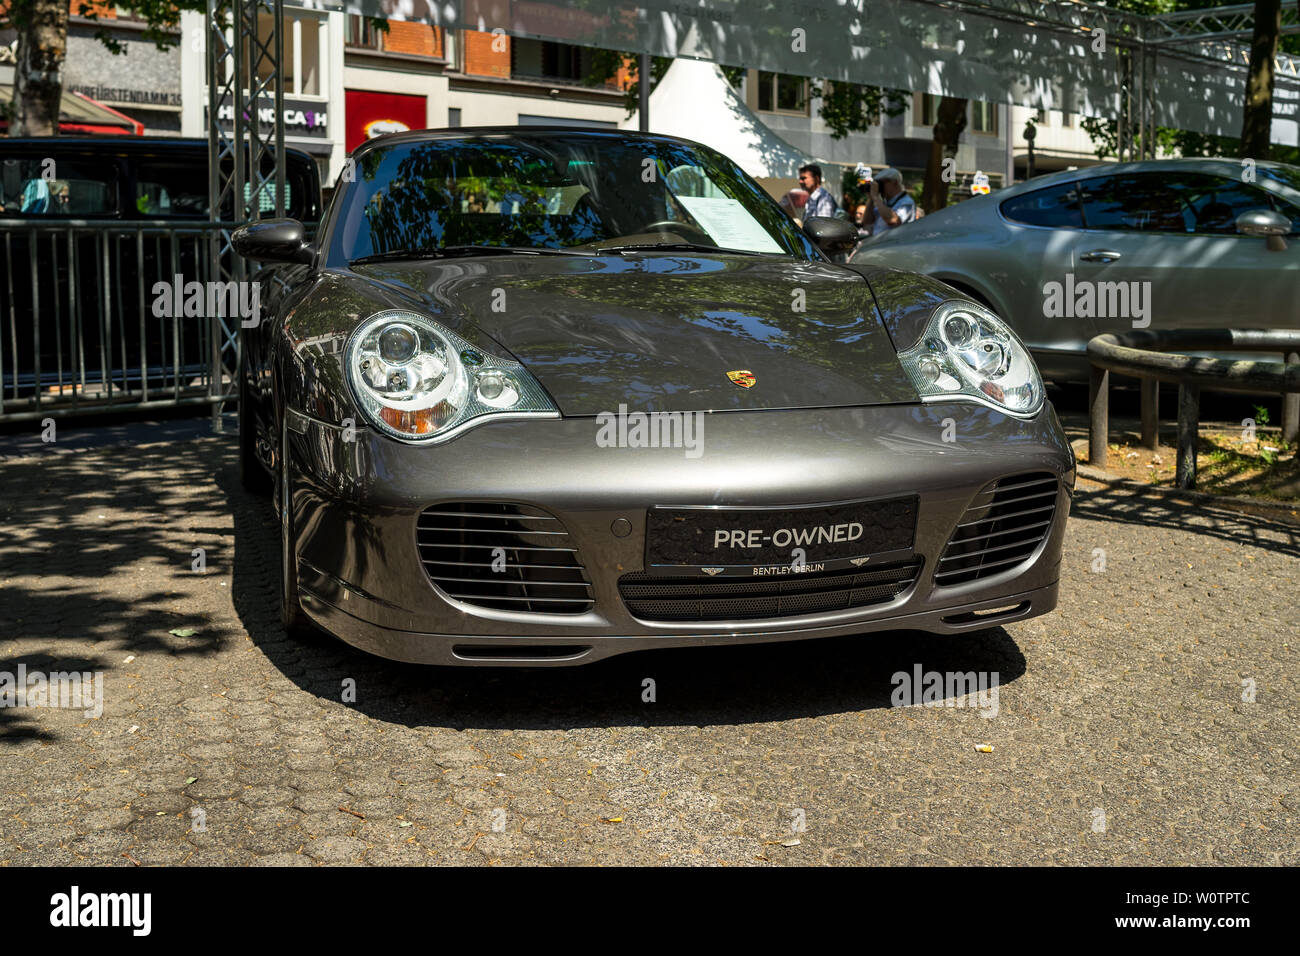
0,219 -> 235,423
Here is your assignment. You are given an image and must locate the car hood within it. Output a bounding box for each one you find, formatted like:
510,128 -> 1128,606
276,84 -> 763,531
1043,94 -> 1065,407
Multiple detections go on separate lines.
351,252 -> 918,416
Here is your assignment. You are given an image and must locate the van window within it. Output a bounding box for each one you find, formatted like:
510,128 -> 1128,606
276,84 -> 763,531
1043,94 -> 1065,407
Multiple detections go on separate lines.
216,156 -> 318,221
244,180 -> 294,215
0,156 -> 118,216
136,162 -> 210,217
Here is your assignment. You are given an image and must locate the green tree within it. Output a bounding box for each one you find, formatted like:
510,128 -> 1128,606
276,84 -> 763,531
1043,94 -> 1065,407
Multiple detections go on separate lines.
807,79 -> 909,139
1241,0 -> 1283,158
583,50 -> 680,115
1081,0 -> 1298,162
921,96 -> 968,214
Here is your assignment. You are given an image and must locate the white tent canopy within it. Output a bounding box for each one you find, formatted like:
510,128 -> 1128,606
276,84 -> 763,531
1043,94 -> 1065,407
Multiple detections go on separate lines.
620,59 -> 817,182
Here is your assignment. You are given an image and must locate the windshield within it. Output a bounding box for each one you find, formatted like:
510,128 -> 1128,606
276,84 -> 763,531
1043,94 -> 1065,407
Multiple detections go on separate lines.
330,133 -> 816,263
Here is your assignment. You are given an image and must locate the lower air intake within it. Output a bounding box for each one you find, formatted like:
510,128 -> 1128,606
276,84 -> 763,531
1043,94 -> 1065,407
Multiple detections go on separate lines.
416,502 -> 593,614
619,560 -> 922,622
934,473 -> 1059,587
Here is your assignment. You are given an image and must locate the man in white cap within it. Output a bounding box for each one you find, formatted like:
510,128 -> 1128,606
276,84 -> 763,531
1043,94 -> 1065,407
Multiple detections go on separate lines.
863,167 -> 916,236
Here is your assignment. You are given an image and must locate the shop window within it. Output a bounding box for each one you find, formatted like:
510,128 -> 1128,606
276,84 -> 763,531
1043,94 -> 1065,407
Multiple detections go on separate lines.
345,15 -> 381,50
510,38 -> 593,84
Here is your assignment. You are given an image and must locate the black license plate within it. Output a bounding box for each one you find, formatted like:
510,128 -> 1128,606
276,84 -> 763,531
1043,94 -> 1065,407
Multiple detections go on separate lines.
645,496 -> 917,577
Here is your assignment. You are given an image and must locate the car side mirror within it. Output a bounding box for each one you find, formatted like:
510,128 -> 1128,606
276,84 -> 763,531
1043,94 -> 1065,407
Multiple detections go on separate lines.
232,218 -> 313,264
802,216 -> 859,255
1235,208 -> 1291,251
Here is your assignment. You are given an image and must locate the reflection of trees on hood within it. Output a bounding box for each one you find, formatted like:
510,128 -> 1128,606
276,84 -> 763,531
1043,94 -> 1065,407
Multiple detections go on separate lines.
474,263 -> 876,374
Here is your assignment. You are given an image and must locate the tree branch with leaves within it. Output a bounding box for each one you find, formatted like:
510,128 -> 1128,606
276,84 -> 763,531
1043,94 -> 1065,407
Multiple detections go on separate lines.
5,1 -> 206,136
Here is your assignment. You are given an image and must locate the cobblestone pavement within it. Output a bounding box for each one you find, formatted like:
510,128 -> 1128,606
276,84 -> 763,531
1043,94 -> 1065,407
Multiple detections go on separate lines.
0,430 -> 1297,866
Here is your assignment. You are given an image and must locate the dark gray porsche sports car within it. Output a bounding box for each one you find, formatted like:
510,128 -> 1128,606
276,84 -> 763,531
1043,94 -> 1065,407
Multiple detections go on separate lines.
234,127 -> 1074,666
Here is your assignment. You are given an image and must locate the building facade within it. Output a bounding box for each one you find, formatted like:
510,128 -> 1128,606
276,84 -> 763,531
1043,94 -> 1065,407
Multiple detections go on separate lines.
16,6 -> 1098,197
2,7 -> 183,135
737,71 -> 1014,200
1008,105 -> 1108,178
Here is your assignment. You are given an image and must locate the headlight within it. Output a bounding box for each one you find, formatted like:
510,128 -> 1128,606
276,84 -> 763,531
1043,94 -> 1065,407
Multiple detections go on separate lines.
345,310 -> 557,442
897,300 -> 1044,416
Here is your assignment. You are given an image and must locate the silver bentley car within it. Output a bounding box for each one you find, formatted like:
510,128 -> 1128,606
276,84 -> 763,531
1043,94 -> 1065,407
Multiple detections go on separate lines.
851,158 -> 1300,383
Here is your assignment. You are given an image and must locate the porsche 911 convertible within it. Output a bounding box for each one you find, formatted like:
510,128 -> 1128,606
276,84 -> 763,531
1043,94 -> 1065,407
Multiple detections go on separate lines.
234,127 -> 1074,666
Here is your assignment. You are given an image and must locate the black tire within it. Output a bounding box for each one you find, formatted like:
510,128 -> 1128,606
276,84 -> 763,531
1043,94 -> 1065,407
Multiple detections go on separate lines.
239,361 -> 273,494
278,414 -> 319,641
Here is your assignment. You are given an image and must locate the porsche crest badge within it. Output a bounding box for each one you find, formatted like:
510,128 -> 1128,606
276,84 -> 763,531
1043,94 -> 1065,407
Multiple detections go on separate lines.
726,369 -> 756,388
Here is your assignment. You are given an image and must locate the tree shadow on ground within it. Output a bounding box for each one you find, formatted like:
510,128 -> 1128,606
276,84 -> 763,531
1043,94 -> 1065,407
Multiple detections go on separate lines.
1070,483 -> 1300,559
0,439 -> 239,740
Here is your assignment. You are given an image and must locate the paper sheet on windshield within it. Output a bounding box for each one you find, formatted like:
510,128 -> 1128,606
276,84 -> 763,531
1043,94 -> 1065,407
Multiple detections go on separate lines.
675,196 -> 784,253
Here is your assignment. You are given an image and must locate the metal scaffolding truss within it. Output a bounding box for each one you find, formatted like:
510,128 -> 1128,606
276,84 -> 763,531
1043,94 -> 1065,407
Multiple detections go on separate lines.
1151,3 -> 1300,46
938,0 -> 1144,37
938,0 -> 1300,122
936,0 -> 1299,53
206,0 -> 286,426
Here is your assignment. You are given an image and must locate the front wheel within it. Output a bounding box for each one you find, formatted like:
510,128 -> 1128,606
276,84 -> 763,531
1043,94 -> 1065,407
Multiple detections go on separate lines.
239,359 -> 272,494
279,413 -> 318,640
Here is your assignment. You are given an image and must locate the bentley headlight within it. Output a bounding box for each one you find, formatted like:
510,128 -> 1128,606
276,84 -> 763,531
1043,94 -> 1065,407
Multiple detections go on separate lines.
898,300 -> 1044,416
345,310 -> 557,442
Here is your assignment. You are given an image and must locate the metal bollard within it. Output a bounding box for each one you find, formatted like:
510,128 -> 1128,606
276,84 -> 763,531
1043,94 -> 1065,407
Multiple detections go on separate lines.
1140,378 -> 1159,450
1283,352 -> 1299,444
1089,365 -> 1109,469
1176,383 -> 1200,489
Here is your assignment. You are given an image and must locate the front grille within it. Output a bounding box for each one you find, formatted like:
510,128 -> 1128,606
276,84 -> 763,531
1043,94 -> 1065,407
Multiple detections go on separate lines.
934,473 -> 1059,587
618,559 -> 922,622
416,503 -> 594,614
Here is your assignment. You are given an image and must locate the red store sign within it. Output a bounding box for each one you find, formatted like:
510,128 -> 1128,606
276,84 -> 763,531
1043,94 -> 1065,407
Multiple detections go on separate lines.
344,90 -> 428,152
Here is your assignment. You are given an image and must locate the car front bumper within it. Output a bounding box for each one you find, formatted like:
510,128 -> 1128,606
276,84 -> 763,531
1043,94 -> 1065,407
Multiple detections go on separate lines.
284,401 -> 1075,666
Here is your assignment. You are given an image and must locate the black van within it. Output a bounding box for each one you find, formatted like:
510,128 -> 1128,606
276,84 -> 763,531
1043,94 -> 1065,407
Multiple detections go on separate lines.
0,138 -> 322,417
0,137 -> 322,221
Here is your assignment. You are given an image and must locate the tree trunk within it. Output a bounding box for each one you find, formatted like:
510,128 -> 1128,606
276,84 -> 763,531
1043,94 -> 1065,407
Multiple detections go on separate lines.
10,0 -> 70,137
1239,0 -> 1282,160
922,96 -> 968,214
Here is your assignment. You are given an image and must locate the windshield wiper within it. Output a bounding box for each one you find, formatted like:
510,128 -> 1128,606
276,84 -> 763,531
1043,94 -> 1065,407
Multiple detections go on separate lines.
595,242 -> 768,256
351,245 -> 594,265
